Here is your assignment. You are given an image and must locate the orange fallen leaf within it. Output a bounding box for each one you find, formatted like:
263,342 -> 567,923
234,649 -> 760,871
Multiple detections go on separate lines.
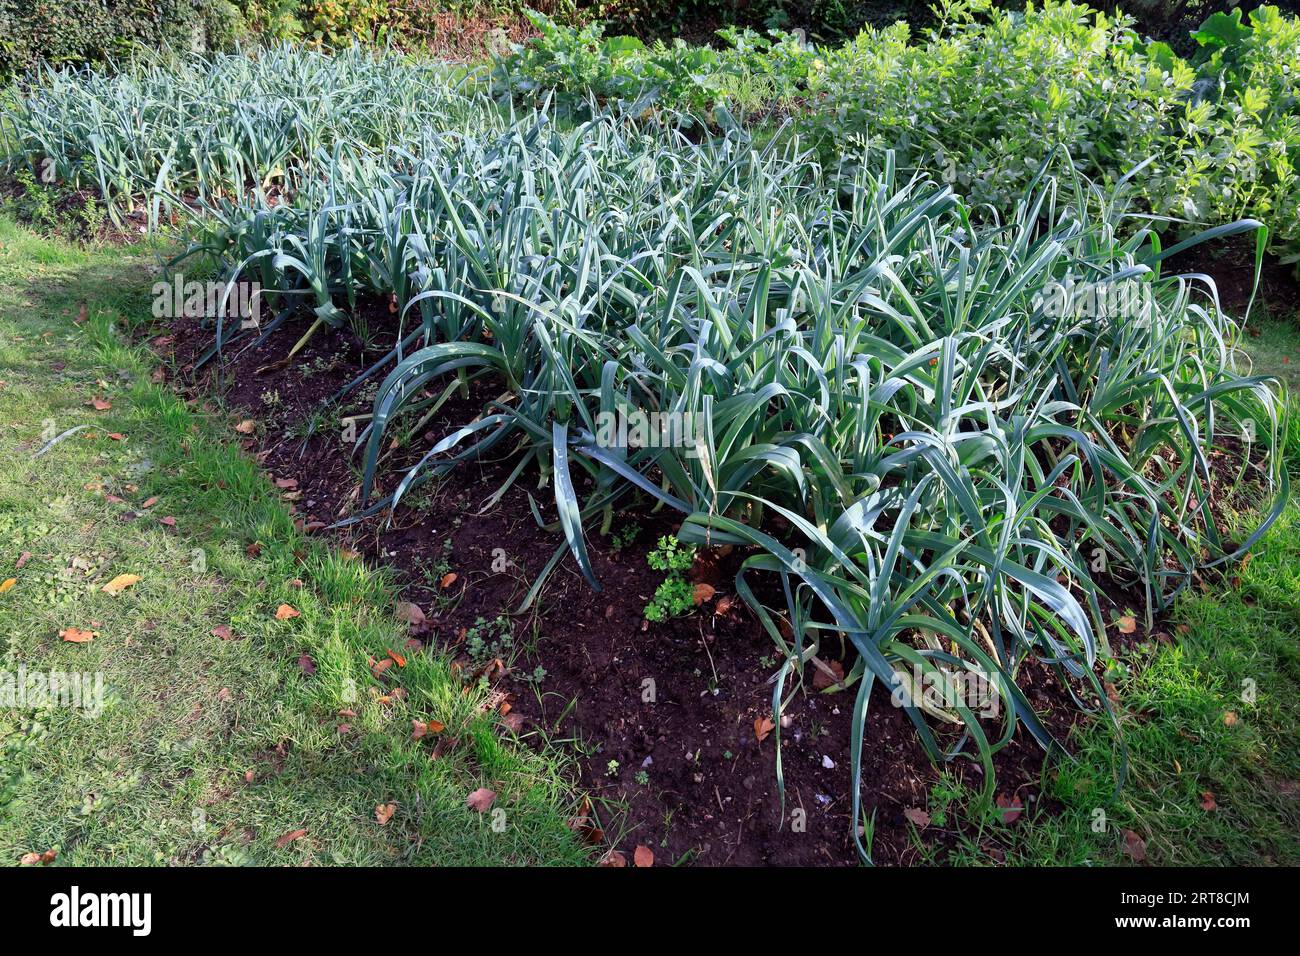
89,397 -> 111,411
107,433 -> 125,442
141,496 -> 159,508
274,603 -> 300,620
1223,711 -> 1239,727
274,828 -> 307,848
386,648 -> 407,667
234,420 -> 256,434
101,573 -> 140,594
439,572 -> 458,589
1115,615 -> 1137,634
0,578 -> 16,594
754,715 -> 775,743
633,845 -> 654,867
466,787 -> 497,812
60,626 -> 97,644
375,803 -> 396,826
692,582 -> 716,605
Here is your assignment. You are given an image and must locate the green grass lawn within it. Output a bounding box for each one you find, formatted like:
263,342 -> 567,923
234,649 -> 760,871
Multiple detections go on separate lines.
0,217 -> 587,866
0,214 -> 1296,866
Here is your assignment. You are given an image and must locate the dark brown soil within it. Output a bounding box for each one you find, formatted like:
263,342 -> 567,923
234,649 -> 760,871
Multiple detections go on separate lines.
146,293 -> 1203,867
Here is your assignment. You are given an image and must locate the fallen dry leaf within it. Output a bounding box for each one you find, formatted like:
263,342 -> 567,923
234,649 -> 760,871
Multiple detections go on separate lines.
1122,828 -> 1147,862
439,572 -> 458,589
274,828 -> 307,849
15,552 -> 31,570
89,397 -> 111,411
59,626 -> 97,643
234,419 -> 256,434
903,807 -> 931,828
1115,615 -> 1137,634
995,793 -> 1023,824
0,578 -> 15,594
274,603 -> 300,621
211,625 -> 233,640
375,803 -> 396,826
159,516 -> 176,527
141,496 -> 159,509
101,573 -> 141,595
1199,791 -> 1217,812
466,787 -> 497,813
107,433 -> 125,442
811,658 -> 845,691
633,845 -> 654,867
274,477 -> 298,490
692,582 -> 716,605
598,849 -> 627,867
395,601 -> 428,635
297,655 -> 316,676
754,715 -> 775,743
1223,711 -> 1239,727
386,647 -> 407,667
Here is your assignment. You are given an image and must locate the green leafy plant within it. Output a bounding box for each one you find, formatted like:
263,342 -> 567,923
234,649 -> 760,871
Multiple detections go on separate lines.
644,536 -> 697,623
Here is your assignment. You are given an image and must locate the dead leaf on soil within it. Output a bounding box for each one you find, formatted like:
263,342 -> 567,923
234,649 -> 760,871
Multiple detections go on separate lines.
15,552 -> 31,570
1115,615 -> 1137,634
439,572 -> 458,589
995,793 -> 1023,824
395,601 -> 428,635
89,397 -> 111,411
0,578 -> 15,594
1223,711 -> 1239,727
375,803 -> 396,826
1200,791 -> 1217,812
211,625 -> 233,640
633,845 -> 654,867
297,655 -> 316,676
811,658 -> 845,691
59,627 -> 97,643
692,582 -> 716,605
598,849 -> 627,867
275,603 -> 300,620
903,807 -> 931,828
466,787 -> 497,813
234,419 -> 256,434
754,715 -> 775,743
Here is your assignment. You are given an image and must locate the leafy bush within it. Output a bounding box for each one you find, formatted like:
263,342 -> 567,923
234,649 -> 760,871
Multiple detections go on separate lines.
0,1 -> 248,80
495,2 -> 1300,259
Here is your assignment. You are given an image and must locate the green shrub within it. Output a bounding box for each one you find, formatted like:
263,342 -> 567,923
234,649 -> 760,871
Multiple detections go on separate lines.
496,1 -> 1300,260
0,1 -> 249,80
